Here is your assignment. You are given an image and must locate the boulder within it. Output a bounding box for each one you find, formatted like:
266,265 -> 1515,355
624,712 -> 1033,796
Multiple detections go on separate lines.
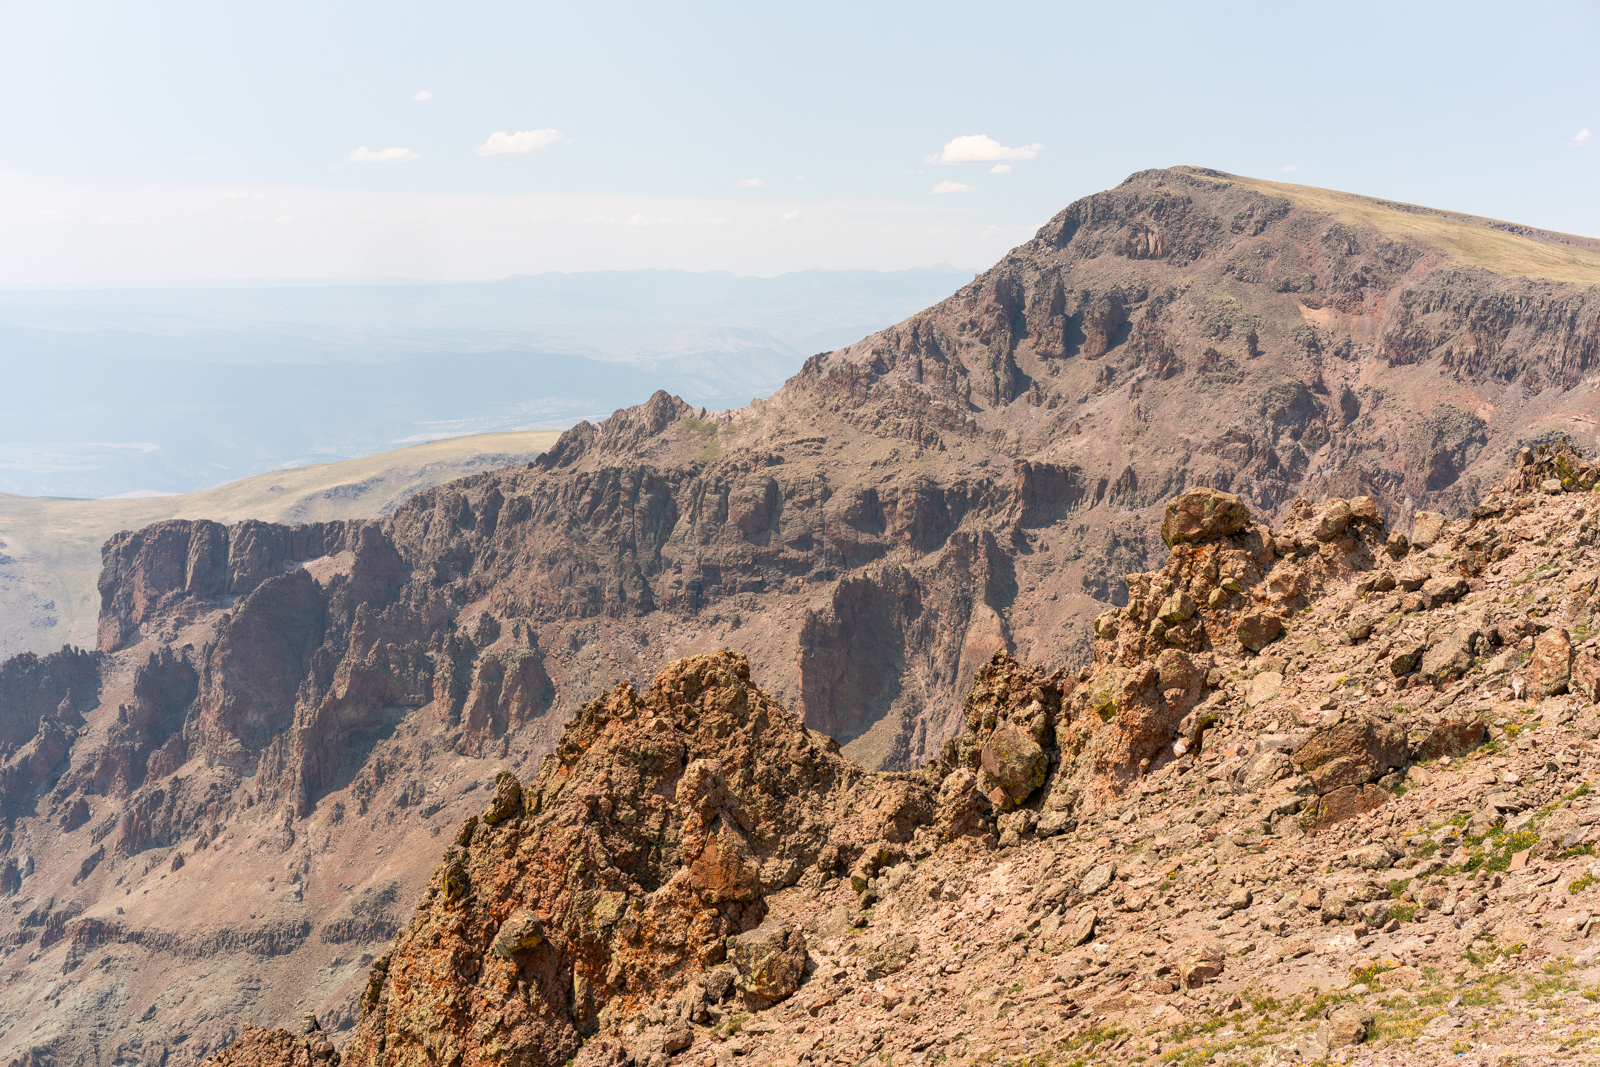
1305,783 -> 1395,831
1411,713 -> 1485,761
731,921 -> 808,1003
1348,496 -> 1381,525
1293,713 -> 1407,793
1161,488 -> 1252,546
1317,1004 -> 1374,1048
1528,627 -> 1573,698
1068,905 -> 1097,946
1415,884 -> 1448,910
1313,499 -> 1353,542
1574,651 -> 1600,704
1154,648 -> 1203,702
1420,631 -> 1473,685
1347,843 -> 1397,869
1158,591 -> 1197,624
1410,511 -> 1446,550
1236,610 -> 1284,653
1180,944 -> 1225,988
1420,575 -> 1469,609
490,909 -> 547,958
1396,564 -> 1429,592
1389,640 -> 1427,676
1238,750 -> 1292,792
481,770 -> 523,825
1245,671 -> 1284,708
1080,862 -> 1117,897
979,726 -> 1047,806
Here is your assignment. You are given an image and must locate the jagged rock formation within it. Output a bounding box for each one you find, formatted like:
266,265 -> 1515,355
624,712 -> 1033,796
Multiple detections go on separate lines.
342,651 -> 947,1067
213,443 -> 1600,1067
8,168 -> 1600,1067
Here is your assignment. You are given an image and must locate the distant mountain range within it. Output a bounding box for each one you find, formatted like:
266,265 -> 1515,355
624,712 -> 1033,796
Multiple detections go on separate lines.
0,267 -> 972,497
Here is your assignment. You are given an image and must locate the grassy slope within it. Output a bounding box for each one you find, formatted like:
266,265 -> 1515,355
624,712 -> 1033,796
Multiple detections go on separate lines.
1179,166 -> 1600,286
0,431 -> 562,661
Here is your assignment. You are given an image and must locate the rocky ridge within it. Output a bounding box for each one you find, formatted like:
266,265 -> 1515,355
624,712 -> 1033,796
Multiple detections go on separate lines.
8,168 -> 1600,1067
219,441 -> 1600,1066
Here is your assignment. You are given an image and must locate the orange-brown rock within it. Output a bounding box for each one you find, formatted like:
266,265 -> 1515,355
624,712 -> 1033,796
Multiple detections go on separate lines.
1527,626 -> 1573,698
206,1021 -> 339,1067
339,651 -> 939,1067
1160,488 -> 1251,547
1292,711 -> 1407,793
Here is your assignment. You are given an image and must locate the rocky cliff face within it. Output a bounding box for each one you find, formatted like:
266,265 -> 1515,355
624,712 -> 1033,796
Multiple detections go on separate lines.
5,167 -> 1600,1067
215,443 -> 1600,1067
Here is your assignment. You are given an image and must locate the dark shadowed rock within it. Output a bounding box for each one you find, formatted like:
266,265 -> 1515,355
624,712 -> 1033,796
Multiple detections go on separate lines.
1292,713 -> 1407,793
1236,610 -> 1284,653
1412,713 -> 1486,760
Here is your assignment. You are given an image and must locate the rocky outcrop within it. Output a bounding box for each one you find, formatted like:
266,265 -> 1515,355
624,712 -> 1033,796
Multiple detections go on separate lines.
208,1019 -> 339,1067
0,646 -> 99,817
338,651 -> 939,1067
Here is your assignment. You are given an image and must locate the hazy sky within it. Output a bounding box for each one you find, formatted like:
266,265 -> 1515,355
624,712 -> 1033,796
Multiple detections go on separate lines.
2,1 -> 1596,283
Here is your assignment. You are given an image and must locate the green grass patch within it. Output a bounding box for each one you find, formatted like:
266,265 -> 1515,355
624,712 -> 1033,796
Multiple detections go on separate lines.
1458,827 -> 1540,873
1352,961 -> 1398,988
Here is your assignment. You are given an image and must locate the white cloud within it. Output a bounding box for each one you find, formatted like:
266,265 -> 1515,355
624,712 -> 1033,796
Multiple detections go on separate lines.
476,129 -> 563,156
794,174 -> 805,181
347,146 -> 419,163
1571,129 -> 1593,147
187,155 -> 212,163
930,134 -> 1042,164
1281,163 -> 1299,172
736,178 -> 764,187
931,181 -> 974,195
989,164 -> 1011,174
781,210 -> 801,221
414,90 -> 433,101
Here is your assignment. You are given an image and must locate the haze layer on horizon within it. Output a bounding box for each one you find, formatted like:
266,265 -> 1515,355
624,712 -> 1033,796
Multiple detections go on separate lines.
0,267 -> 972,498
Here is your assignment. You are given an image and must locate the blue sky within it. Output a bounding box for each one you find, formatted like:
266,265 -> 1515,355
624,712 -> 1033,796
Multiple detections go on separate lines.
1,0 -> 1596,282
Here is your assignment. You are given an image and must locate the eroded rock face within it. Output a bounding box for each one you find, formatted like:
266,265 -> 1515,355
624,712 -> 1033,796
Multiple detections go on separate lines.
205,1024 -> 339,1067
340,652 -> 939,1067
194,443 -> 1600,1067
941,653 -> 1067,816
